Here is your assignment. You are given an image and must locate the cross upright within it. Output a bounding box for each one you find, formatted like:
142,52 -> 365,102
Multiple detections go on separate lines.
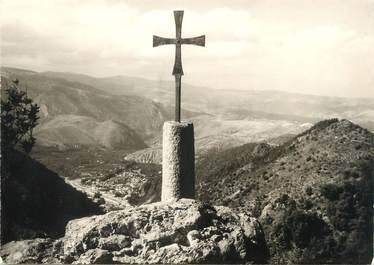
153,10 -> 205,122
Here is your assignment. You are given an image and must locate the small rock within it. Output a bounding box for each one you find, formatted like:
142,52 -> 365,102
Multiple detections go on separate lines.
74,249 -> 113,264
211,234 -> 222,243
187,230 -> 200,246
98,234 -> 131,251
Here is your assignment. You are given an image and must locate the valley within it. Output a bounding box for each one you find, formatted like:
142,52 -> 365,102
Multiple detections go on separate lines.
30,146 -> 161,211
1,67 -> 373,263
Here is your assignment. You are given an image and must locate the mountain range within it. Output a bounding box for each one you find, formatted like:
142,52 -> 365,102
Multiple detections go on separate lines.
2,67 -> 374,154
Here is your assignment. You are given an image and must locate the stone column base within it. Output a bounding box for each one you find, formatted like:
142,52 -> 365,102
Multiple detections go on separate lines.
161,121 -> 195,202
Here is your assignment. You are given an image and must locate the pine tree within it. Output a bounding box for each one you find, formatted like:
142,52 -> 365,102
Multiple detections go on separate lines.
1,79 -> 40,154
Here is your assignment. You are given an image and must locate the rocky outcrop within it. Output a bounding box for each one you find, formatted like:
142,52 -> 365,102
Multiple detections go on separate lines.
1,199 -> 268,264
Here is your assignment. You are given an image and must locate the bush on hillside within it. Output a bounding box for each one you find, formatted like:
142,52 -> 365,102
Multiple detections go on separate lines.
269,209 -> 335,264
322,178 -> 373,263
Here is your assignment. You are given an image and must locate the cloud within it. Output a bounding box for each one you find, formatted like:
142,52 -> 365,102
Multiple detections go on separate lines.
1,0 -> 374,97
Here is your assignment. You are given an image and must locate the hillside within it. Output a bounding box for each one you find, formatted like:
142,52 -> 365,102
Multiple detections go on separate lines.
35,115 -> 146,150
1,67 -> 171,149
196,119 -> 373,263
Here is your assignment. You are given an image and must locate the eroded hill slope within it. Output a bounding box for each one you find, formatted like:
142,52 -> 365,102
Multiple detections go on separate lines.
1,68 -> 170,149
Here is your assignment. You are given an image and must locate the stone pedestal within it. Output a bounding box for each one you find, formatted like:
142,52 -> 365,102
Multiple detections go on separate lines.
162,121 -> 195,201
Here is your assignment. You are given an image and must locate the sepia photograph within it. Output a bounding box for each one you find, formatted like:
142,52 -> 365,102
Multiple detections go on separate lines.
1,0 -> 373,264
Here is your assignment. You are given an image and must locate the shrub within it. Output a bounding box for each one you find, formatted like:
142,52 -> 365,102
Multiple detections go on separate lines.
283,210 -> 330,248
320,183 -> 342,200
269,209 -> 333,263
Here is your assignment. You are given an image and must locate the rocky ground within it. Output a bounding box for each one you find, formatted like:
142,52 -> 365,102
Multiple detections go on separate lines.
1,199 -> 268,264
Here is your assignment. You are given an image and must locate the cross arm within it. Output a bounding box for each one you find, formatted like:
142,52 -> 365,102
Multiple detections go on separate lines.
153,35 -> 176,47
181,35 -> 205,46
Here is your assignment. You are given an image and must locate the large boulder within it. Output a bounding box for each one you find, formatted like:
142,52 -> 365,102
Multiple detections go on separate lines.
1,199 -> 268,264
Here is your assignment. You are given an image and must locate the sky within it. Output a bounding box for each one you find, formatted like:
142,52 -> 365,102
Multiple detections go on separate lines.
1,0 -> 374,98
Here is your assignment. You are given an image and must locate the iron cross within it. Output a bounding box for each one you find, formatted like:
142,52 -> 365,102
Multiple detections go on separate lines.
153,10 -> 205,122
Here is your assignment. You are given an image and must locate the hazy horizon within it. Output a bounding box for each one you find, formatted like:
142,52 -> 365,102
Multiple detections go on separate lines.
2,0 -> 374,98
3,64 -> 374,101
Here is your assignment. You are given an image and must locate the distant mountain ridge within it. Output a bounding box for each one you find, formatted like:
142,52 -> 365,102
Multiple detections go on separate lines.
39,68 -> 374,131
2,67 -> 374,153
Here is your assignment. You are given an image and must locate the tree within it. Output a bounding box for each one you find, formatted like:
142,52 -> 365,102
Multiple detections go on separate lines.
1,79 -> 40,154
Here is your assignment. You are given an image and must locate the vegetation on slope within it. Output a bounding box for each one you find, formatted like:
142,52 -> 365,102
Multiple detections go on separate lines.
197,118 -> 373,263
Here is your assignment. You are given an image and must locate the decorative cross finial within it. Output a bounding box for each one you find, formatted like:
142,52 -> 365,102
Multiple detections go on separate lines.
153,10 -> 205,122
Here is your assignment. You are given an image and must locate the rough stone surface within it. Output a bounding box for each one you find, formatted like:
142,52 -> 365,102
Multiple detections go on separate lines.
1,199 -> 268,264
0,238 -> 60,264
162,121 -> 195,201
